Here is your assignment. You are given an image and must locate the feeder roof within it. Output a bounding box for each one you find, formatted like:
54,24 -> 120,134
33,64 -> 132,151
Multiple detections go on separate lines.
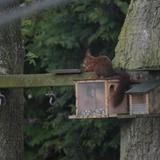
126,80 -> 160,94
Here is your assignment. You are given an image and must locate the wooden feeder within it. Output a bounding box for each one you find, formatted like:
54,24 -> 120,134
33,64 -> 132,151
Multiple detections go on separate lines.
107,79 -> 128,117
70,78 -> 128,119
126,80 -> 160,115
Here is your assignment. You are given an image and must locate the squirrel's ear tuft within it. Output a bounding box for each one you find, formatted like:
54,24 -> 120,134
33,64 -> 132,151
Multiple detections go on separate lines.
85,48 -> 92,56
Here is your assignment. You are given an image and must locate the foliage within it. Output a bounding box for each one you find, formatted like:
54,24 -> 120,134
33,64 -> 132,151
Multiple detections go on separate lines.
24,87 -> 120,160
23,0 -> 129,72
23,0 -> 130,160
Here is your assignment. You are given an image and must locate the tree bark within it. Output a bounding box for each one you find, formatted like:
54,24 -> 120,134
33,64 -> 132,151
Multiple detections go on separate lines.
120,118 -> 160,160
113,0 -> 160,69
0,1 -> 24,160
114,0 -> 160,160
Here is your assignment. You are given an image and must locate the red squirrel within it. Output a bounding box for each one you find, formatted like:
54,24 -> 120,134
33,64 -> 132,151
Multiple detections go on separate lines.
83,48 -> 114,77
83,48 -> 130,107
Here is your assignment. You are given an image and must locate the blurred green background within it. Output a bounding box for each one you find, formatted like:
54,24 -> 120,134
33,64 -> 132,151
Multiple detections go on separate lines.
23,0 -> 130,159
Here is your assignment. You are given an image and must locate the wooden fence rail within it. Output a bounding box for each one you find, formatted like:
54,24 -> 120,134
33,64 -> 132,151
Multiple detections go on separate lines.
0,72 -> 94,88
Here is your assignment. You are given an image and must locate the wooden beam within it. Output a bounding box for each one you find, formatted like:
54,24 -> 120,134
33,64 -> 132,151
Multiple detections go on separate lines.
0,69 -> 157,88
117,113 -> 160,119
0,72 -> 95,88
69,113 -> 160,120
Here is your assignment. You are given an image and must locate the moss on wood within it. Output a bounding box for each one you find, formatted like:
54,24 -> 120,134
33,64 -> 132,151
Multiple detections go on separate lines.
0,72 -> 95,88
113,0 -> 160,69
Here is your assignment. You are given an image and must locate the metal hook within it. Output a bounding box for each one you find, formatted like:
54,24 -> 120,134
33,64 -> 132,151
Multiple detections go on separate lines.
46,92 -> 57,106
0,92 -> 6,107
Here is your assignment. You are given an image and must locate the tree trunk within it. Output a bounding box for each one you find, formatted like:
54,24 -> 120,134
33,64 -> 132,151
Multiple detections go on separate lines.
0,1 -> 24,160
120,118 -> 160,160
113,0 -> 160,69
114,0 -> 160,160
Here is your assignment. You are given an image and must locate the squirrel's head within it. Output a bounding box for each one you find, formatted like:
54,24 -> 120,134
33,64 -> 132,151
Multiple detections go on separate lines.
83,48 -> 95,72
85,48 -> 92,56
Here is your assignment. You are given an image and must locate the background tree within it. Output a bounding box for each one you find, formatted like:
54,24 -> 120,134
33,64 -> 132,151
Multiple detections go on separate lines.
0,1 -> 24,160
114,0 -> 160,159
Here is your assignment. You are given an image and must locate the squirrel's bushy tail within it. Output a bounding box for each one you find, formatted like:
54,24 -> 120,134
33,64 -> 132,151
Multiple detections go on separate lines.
111,69 -> 130,107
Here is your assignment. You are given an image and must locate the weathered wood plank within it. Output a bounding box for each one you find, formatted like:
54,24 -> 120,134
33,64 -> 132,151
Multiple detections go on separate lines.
0,72 -> 95,88
53,69 -> 82,74
69,115 -> 109,119
1,69 -> 158,88
117,113 -> 160,119
69,113 -> 160,120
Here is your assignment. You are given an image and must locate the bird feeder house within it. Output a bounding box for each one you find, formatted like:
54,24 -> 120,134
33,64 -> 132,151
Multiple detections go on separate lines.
70,78 -> 128,119
126,80 -> 160,115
